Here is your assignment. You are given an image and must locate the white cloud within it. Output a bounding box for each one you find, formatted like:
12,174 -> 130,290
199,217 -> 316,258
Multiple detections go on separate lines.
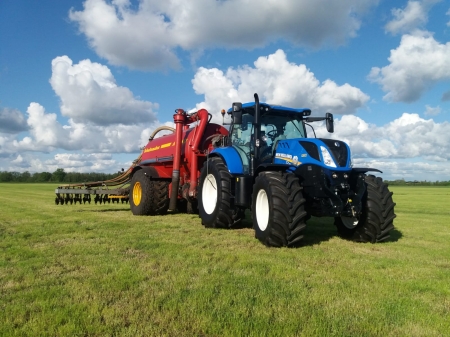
325,113 -> 450,162
424,105 -> 441,116
51,153 -> 118,171
12,103 -> 66,152
352,158 -> 450,181
69,0 -> 378,70
11,102 -> 163,154
385,0 -> 443,35
11,154 -> 24,165
193,49 -> 369,120
1,152 -> 132,173
50,55 -> 158,125
385,1 -> 427,34
0,107 -> 28,133
0,57 -> 174,156
368,31 -> 450,102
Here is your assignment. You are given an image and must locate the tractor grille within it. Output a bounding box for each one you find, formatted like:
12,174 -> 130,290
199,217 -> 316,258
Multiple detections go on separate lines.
321,139 -> 348,167
299,141 -> 320,161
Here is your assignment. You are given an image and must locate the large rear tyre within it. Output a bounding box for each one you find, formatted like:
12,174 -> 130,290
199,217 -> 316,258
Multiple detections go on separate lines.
252,171 -> 307,247
335,175 -> 396,243
130,170 -> 169,216
198,157 -> 242,228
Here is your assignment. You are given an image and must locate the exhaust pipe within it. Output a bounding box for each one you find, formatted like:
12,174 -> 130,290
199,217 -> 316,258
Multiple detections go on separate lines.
168,109 -> 186,213
251,93 -> 261,176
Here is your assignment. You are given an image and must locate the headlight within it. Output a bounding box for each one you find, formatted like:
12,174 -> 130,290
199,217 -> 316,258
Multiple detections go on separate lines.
320,146 -> 337,168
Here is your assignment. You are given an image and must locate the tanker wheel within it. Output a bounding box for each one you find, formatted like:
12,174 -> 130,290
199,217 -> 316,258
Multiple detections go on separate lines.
252,171 -> 307,247
187,200 -> 198,214
130,170 -> 169,216
152,180 -> 170,215
334,174 -> 396,243
198,157 -> 242,228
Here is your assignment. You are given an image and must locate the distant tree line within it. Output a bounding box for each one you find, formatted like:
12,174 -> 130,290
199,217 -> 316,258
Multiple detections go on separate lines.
0,169 -> 448,185
385,179 -> 450,186
0,168 -> 121,183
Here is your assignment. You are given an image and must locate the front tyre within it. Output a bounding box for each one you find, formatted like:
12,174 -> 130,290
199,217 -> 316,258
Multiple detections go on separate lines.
198,157 -> 241,228
252,172 -> 307,247
335,175 -> 396,242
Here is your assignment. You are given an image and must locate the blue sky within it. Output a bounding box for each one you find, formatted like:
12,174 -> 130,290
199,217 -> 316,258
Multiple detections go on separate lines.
0,0 -> 449,181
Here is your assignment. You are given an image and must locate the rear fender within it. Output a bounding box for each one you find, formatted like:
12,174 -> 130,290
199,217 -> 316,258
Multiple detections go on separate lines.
131,166 -> 160,179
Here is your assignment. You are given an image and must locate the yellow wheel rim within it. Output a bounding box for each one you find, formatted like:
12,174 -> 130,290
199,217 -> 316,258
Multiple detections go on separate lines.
133,181 -> 142,206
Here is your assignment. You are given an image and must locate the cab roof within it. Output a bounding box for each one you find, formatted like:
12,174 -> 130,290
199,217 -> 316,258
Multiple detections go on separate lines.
227,102 -> 311,115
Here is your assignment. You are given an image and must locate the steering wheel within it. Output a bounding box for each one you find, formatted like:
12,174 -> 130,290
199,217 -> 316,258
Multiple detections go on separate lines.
266,129 -> 277,140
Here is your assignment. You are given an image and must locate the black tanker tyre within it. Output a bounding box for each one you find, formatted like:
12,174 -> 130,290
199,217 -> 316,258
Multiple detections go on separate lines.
198,157 -> 241,228
186,200 -> 198,214
335,174 -> 396,243
130,170 -> 169,215
252,171 -> 307,247
152,180 -> 170,215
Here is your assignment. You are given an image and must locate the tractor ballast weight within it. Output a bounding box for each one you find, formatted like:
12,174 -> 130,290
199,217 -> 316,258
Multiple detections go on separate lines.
55,93 -> 396,247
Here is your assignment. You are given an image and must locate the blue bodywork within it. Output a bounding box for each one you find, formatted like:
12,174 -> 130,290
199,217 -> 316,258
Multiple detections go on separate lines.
215,102 -> 352,175
210,138 -> 352,174
208,102 -> 370,217
211,147 -> 245,174
272,138 -> 352,171
227,102 -> 311,115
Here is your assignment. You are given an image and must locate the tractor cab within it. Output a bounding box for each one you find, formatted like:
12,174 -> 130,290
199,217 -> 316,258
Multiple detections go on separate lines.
226,100 -> 322,173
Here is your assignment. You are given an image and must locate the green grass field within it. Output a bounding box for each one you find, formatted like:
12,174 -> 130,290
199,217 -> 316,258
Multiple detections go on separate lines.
1,183 -> 449,336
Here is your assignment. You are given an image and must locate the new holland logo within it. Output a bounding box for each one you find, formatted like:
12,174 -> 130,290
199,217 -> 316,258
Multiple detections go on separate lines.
275,153 -> 301,166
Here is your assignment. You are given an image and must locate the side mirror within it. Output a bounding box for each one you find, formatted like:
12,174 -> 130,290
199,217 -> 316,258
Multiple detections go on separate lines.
326,113 -> 334,133
232,102 -> 242,124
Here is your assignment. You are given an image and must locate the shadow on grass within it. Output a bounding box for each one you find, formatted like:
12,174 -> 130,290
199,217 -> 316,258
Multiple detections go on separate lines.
387,228 -> 403,242
301,217 -> 337,246
302,217 -> 403,246
74,208 -> 130,213
70,207 -> 403,246
235,215 -> 403,247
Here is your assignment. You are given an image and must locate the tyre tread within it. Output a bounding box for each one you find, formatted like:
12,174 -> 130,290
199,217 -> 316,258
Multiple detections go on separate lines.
335,174 -> 396,243
253,171 -> 307,247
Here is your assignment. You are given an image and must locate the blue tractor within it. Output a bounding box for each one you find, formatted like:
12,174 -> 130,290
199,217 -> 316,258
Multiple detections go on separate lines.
198,93 -> 396,247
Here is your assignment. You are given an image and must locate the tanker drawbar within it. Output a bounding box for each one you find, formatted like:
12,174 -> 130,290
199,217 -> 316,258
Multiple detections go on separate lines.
54,94 -> 396,248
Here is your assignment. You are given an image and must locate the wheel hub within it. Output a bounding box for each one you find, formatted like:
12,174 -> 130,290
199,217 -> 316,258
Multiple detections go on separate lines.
255,189 -> 269,231
202,173 -> 217,215
341,216 -> 359,229
133,181 -> 142,206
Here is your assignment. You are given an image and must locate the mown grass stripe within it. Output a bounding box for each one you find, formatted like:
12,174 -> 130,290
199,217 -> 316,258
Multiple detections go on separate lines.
0,184 -> 449,336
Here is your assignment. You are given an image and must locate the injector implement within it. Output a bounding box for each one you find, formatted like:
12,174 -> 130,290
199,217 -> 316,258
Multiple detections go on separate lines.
55,94 -> 396,247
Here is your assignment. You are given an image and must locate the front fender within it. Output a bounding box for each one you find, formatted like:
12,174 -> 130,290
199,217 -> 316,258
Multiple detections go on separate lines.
209,147 -> 244,174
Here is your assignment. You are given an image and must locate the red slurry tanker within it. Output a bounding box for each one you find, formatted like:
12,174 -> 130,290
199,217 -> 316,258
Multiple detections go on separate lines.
55,108 -> 227,212
55,94 -> 396,247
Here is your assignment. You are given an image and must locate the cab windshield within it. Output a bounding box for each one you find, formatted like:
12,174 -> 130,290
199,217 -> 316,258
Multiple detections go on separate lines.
229,111 -> 305,173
